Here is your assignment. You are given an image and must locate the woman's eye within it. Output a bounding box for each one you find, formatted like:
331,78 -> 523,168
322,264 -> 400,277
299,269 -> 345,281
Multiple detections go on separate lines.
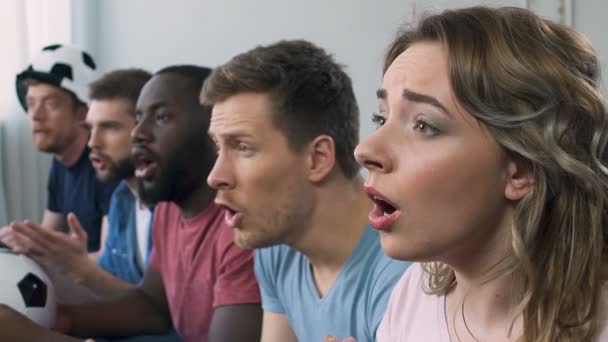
414,119 -> 440,136
371,112 -> 386,128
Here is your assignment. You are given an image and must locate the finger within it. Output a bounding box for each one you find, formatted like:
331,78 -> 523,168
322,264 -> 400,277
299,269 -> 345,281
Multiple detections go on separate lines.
22,220 -> 45,230
0,226 -> 23,251
10,222 -> 56,255
343,338 -> 358,342
15,221 -> 79,253
67,213 -> 88,240
12,231 -> 45,256
0,225 -> 10,238
325,335 -> 338,342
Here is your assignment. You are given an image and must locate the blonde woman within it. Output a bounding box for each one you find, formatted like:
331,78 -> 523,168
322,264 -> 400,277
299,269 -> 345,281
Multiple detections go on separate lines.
353,6 -> 608,342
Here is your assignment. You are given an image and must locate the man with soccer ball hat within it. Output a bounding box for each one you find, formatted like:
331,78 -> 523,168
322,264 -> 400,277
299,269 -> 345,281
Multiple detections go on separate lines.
0,44 -> 119,255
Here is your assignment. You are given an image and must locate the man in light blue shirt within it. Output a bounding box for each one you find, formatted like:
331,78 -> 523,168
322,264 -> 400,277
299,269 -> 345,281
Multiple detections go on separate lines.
255,227 -> 405,341
203,40 -> 410,342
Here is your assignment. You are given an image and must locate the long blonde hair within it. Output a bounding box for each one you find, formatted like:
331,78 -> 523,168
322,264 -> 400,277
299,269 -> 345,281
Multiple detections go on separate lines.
384,6 -> 608,341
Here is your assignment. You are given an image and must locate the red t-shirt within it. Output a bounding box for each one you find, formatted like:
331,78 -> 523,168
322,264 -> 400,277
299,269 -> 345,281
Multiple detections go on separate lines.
150,201 -> 261,342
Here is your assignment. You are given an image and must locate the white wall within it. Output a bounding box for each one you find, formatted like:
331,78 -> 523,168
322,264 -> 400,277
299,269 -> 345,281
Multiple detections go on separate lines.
572,0 -> 608,89
94,0 -> 524,141
94,0 -> 607,140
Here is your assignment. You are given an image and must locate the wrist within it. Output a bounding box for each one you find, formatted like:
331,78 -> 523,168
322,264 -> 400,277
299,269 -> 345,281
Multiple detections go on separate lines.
74,258 -> 98,287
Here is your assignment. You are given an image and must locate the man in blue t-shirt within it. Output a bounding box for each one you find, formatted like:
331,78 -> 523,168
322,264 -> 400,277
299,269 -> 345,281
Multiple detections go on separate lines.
203,40 -> 411,342
0,44 -> 117,254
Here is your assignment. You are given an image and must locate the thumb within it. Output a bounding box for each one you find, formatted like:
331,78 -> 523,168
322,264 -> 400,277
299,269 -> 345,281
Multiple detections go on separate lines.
67,213 -> 88,240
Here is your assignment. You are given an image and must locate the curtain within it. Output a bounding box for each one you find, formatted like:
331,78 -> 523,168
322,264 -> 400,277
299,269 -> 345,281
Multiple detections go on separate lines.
0,0 -> 73,226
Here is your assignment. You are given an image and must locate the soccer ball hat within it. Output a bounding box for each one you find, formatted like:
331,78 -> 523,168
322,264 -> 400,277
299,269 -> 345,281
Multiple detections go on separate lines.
15,44 -> 99,111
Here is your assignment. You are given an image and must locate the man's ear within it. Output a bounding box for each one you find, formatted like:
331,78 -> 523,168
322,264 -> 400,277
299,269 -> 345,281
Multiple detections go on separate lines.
77,104 -> 88,122
504,158 -> 535,201
305,135 -> 336,183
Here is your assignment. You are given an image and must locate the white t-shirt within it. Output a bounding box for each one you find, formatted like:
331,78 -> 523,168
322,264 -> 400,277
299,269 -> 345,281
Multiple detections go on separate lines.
377,263 -> 608,341
134,199 -> 152,269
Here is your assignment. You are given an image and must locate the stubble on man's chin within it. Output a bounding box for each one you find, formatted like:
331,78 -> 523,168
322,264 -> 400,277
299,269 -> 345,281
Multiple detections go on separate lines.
101,159 -> 135,183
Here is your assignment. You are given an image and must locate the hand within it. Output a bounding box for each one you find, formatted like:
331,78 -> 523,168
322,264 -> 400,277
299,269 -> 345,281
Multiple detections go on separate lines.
9,213 -> 95,283
0,223 -> 26,250
325,335 -> 357,342
0,304 -> 51,340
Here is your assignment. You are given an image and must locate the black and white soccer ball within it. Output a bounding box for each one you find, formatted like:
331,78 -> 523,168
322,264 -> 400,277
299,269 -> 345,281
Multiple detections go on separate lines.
0,247 -> 56,328
15,43 -> 99,111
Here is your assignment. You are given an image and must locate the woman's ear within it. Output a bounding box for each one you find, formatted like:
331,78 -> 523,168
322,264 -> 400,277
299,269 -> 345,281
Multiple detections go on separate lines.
504,158 -> 535,201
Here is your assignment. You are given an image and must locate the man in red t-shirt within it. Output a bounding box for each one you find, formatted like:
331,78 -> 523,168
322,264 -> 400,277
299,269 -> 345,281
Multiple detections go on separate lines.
0,65 -> 262,342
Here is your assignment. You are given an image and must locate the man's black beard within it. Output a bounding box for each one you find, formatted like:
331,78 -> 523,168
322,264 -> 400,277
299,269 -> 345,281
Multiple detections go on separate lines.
137,138 -> 213,207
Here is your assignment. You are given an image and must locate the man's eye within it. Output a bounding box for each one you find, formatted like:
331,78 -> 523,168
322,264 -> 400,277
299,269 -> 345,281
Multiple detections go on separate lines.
156,113 -> 170,123
46,101 -> 59,110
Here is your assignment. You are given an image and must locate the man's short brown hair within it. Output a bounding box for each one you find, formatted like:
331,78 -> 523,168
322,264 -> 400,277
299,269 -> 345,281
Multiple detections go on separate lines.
89,69 -> 151,115
201,40 -> 360,179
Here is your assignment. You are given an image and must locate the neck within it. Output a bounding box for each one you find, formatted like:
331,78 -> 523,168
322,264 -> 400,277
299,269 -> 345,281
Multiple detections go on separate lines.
174,176 -> 216,219
292,175 -> 371,296
445,212 -> 523,340
126,176 -> 138,196
125,177 -> 148,209
447,271 -> 523,341
54,128 -> 88,167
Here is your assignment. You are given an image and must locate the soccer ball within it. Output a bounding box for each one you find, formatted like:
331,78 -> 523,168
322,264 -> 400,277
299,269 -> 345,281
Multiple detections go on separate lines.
0,247 -> 56,328
15,43 -> 99,111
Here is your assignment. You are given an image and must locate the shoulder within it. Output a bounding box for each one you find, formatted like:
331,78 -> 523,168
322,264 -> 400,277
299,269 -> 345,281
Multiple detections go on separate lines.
152,202 -> 179,228
254,245 -> 304,287
377,263 -> 444,340
111,181 -> 132,200
255,244 -> 300,268
48,158 -> 65,178
386,263 -> 428,308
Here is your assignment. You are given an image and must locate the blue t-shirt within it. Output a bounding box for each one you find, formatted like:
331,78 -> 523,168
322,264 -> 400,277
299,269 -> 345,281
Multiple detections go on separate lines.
255,226 -> 411,342
97,181 -> 152,284
47,147 -> 118,252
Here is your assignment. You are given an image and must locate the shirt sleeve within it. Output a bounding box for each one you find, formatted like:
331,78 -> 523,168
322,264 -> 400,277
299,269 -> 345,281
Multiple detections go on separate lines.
47,160 -> 61,212
253,248 -> 286,314
213,225 -> 261,308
